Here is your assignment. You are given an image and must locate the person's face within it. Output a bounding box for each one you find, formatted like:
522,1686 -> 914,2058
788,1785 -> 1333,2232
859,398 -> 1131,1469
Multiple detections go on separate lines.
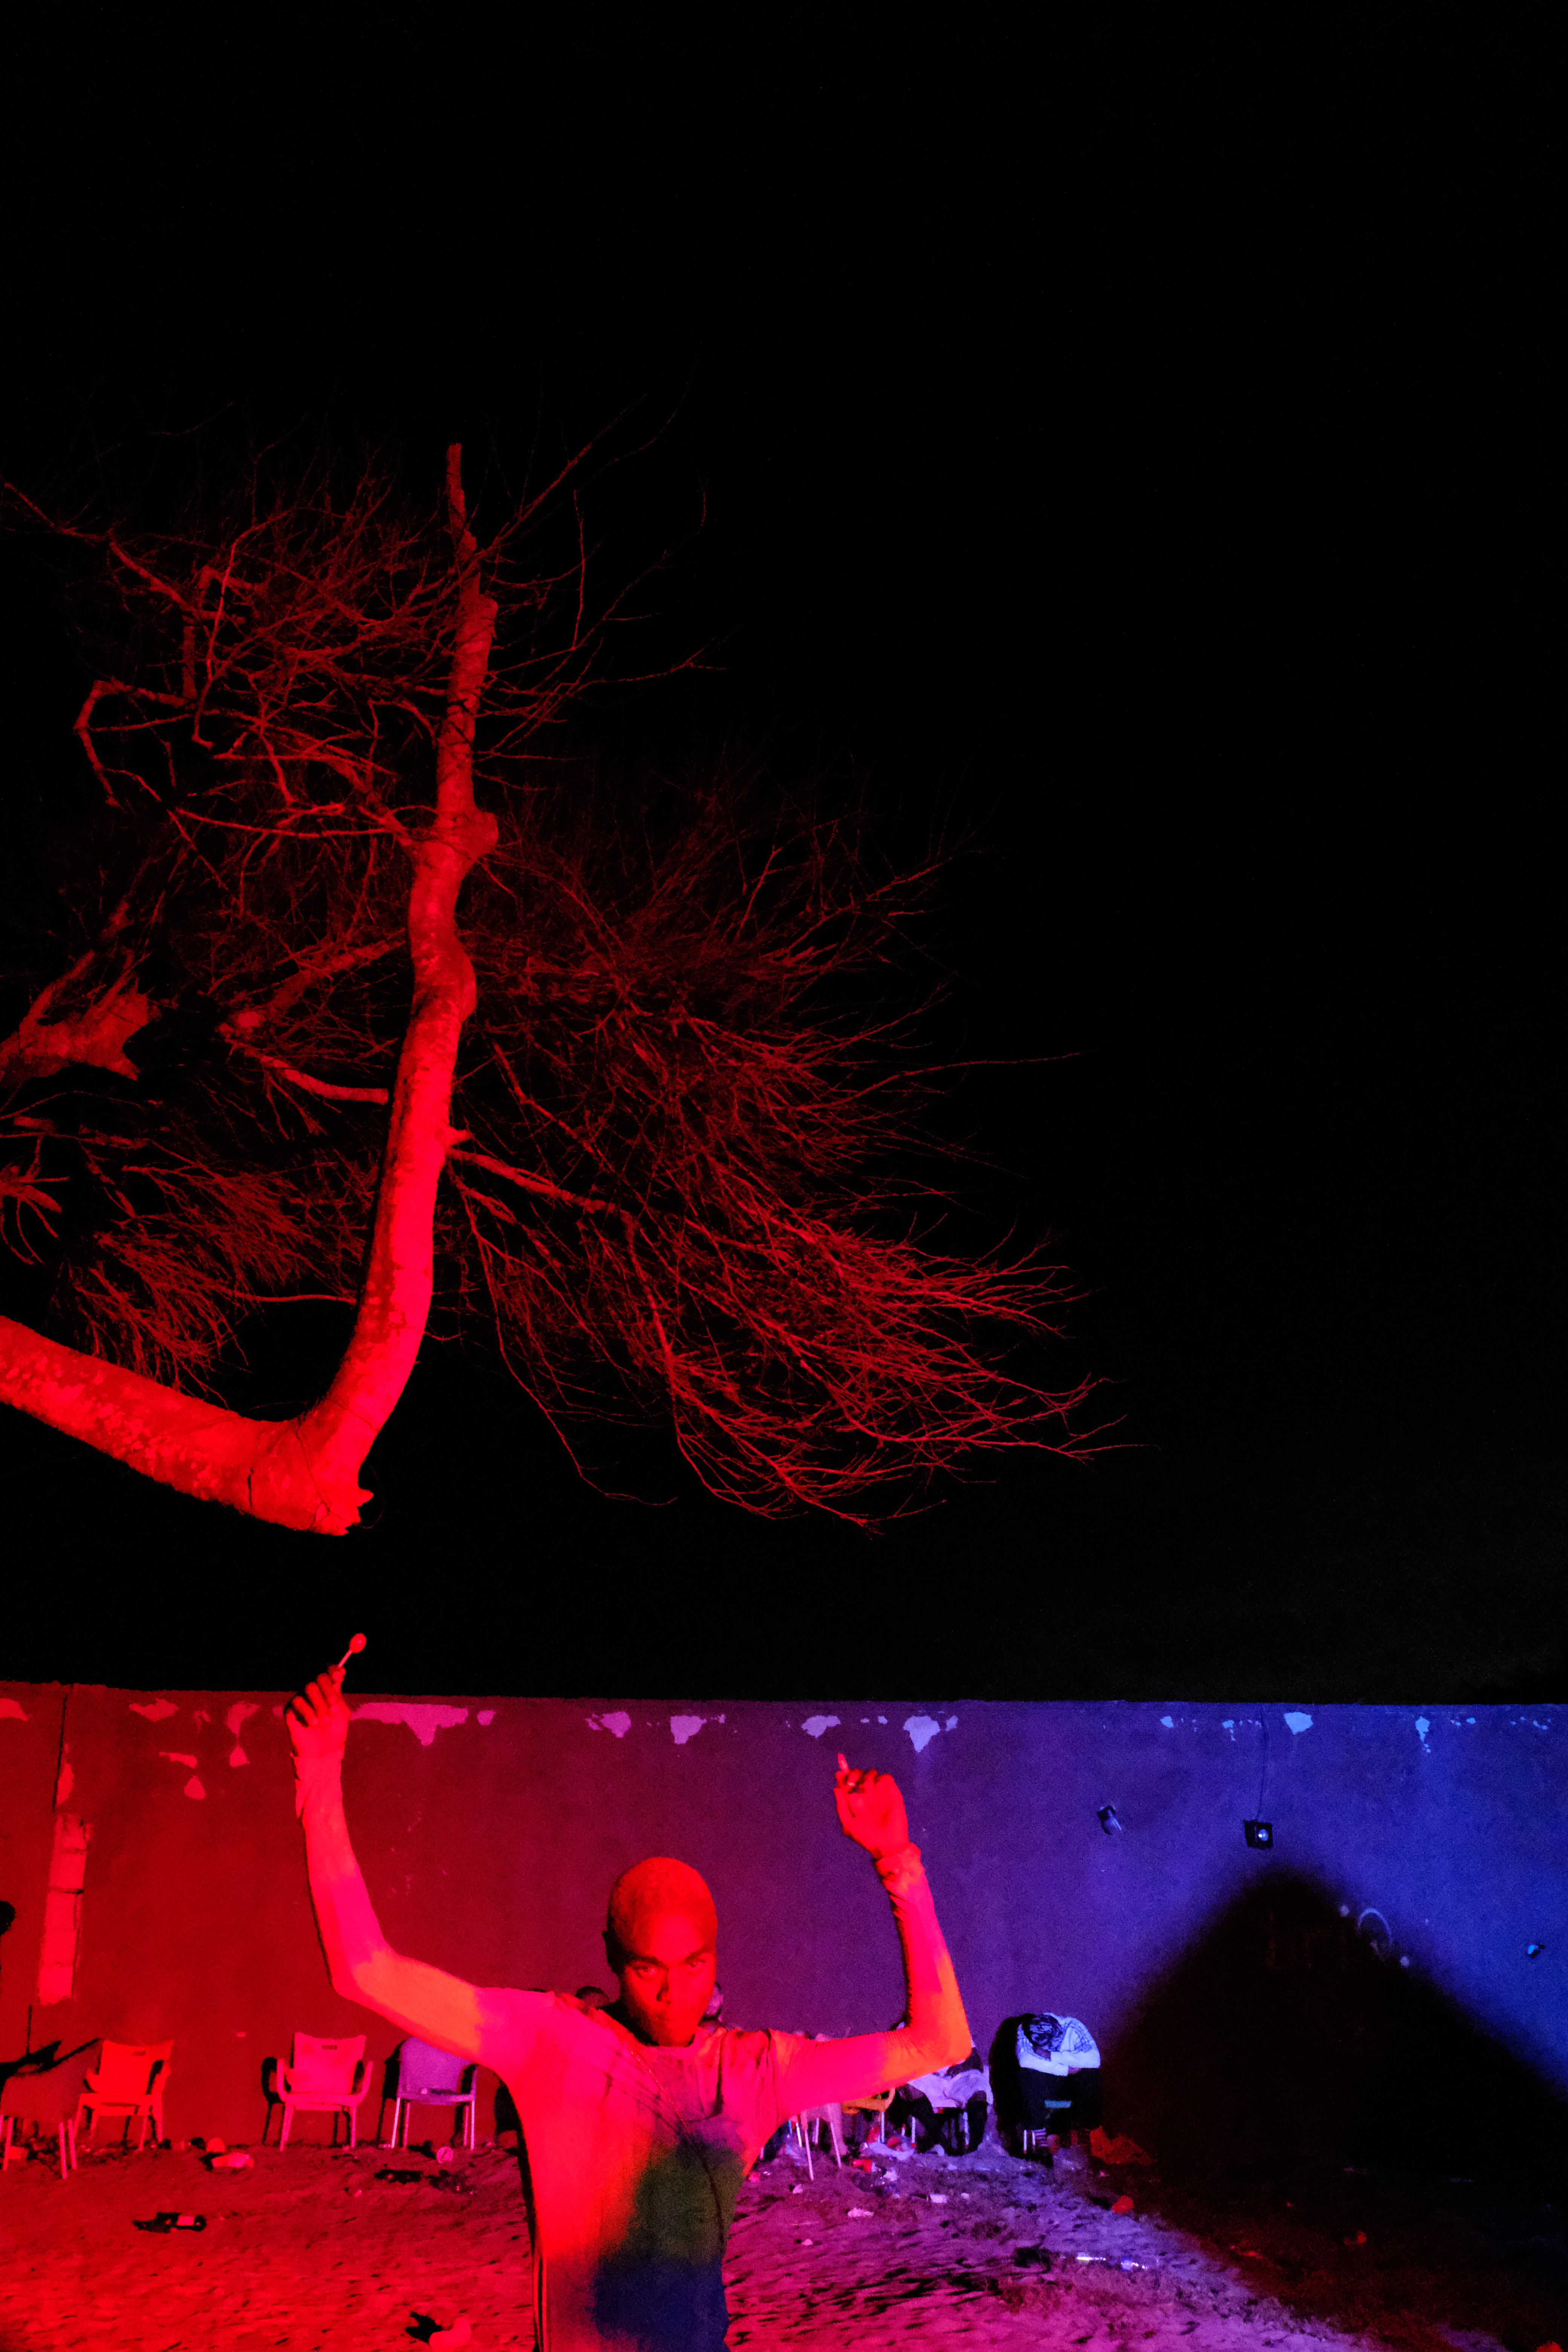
606,1911 -> 718,2046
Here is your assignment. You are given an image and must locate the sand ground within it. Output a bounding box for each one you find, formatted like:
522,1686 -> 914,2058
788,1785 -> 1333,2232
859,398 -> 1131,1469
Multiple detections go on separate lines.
0,2124 -> 1562,2350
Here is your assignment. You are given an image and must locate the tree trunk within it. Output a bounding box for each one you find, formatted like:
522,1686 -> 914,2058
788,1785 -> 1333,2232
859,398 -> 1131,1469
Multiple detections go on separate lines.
0,450 -> 497,1534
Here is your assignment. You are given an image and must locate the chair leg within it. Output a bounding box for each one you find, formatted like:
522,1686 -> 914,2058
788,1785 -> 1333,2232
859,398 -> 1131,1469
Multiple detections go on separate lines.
792,2118 -> 813,2182
348,2105 -> 356,2151
279,2102 -> 292,2149
2,2116 -> 12,2173
67,2118 -> 78,2173
57,2124 -> 69,2182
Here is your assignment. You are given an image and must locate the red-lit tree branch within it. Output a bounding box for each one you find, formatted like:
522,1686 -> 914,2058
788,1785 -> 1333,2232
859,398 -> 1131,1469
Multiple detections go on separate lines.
0,439 -> 1095,1531
436,788 -> 1095,1519
0,447 -> 510,1527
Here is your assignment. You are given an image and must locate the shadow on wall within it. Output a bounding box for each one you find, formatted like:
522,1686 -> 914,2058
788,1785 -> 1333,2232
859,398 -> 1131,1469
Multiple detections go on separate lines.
1107,1869 -> 1567,2188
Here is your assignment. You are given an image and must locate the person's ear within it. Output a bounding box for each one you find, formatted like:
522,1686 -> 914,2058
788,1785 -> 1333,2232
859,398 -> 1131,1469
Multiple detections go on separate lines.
602,1927 -> 624,1973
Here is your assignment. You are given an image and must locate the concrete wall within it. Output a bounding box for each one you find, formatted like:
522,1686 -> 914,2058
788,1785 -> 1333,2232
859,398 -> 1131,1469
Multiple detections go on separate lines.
2,1686 -> 1564,2169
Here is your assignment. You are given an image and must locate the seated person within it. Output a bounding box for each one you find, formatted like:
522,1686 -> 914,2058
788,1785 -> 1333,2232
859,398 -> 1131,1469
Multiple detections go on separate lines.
890,2043 -> 991,2153
288,1675 -> 971,2352
988,2012 -> 1102,2160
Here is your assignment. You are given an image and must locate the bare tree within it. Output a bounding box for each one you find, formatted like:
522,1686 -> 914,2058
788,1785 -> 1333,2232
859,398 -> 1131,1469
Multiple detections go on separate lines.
0,441 -> 1092,1533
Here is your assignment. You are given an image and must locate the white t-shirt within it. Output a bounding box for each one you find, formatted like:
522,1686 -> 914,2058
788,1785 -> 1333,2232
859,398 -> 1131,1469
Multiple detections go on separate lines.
484,1992 -> 819,2350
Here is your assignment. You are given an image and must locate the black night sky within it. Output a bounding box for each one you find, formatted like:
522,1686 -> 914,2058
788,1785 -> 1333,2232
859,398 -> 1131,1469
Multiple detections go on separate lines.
1,20 -> 1560,1703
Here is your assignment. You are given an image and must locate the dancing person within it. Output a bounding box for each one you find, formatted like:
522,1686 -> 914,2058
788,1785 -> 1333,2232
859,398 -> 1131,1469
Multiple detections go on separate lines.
287,1663 -> 969,2351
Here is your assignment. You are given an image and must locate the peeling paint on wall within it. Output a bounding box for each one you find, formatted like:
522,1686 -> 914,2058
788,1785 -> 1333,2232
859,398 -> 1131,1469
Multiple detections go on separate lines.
226,1701 -> 259,1766
158,1750 -> 207,1797
477,1710 -> 495,1726
0,1697 -> 29,1722
36,1813 -> 89,2005
903,1716 -> 943,1754
130,1698 -> 178,1722
1283,1712 -> 1314,1735
1415,1716 -> 1432,1753
350,1704 -> 469,1747
54,1756 -> 74,1806
670,1716 -> 706,1746
587,1712 -> 632,1739
801,1715 -> 841,1739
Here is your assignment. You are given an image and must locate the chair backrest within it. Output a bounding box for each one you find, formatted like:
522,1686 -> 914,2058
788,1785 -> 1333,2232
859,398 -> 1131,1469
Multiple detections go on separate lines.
290,2032 -> 365,2093
95,2040 -> 173,2098
394,2037 -> 471,2098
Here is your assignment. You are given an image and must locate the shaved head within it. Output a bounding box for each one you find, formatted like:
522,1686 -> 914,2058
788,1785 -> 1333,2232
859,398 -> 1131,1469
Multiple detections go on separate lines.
606,1857 -> 718,1958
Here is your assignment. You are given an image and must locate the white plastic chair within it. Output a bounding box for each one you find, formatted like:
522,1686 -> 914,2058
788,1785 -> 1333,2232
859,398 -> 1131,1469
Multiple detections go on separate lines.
2,2058 -> 83,2180
788,2103 -> 844,2179
76,2040 -> 172,2153
380,2037 -> 479,2151
265,2033 -> 368,2148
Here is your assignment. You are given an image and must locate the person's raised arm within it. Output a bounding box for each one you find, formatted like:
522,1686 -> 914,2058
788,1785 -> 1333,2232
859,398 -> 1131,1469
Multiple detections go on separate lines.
772,1753 -> 972,2116
287,1663 -> 514,2069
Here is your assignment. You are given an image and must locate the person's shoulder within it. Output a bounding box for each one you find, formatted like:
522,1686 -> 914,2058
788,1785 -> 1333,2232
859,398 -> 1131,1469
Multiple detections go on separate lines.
710,2023 -> 776,2057
721,2025 -> 808,2070
473,1987 -> 558,2046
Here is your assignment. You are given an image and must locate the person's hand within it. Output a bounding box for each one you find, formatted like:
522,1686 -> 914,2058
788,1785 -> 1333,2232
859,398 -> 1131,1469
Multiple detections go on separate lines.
286,1664 -> 350,1772
835,1753 -> 910,1860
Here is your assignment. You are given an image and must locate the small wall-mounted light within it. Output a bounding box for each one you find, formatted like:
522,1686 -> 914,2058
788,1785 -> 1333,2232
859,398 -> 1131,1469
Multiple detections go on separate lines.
1096,1805 -> 1123,1836
1243,1819 -> 1274,1850
1527,1942 -> 1545,1959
